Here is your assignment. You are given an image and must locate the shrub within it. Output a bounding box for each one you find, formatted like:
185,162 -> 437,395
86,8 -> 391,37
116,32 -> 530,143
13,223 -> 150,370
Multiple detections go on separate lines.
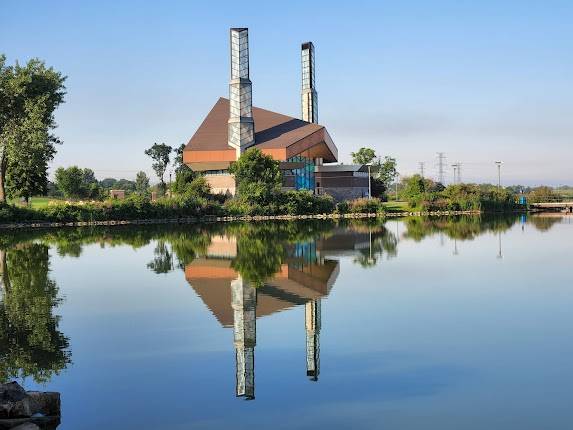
278,191 -> 335,215
335,201 -> 350,214
347,198 -> 386,214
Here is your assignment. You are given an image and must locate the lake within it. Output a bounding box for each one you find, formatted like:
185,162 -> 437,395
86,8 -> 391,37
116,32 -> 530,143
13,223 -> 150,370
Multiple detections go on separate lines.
1,214 -> 572,429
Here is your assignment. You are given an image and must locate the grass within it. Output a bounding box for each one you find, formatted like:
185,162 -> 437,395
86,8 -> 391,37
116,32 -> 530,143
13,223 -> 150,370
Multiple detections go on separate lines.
9,196 -> 63,209
382,201 -> 410,212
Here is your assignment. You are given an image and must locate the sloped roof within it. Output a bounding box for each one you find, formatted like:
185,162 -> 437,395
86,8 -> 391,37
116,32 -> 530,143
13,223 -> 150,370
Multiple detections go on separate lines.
183,98 -> 337,164
184,258 -> 338,327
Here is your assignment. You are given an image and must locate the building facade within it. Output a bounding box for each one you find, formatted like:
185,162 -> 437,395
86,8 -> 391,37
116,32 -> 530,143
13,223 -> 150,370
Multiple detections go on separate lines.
183,29 -> 368,200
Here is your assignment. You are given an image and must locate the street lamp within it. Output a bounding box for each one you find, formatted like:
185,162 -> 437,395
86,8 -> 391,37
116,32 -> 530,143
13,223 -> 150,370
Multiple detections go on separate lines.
366,163 -> 372,200
495,161 -> 502,190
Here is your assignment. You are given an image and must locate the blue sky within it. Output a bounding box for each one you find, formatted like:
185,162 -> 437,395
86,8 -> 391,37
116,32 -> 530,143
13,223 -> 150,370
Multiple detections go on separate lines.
2,0 -> 572,185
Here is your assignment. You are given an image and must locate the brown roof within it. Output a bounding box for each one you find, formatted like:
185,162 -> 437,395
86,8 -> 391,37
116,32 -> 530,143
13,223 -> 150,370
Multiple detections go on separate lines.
184,257 -> 338,327
183,98 -> 337,164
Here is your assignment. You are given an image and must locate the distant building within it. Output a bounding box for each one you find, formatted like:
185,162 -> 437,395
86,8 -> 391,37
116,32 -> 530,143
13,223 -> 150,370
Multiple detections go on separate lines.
109,190 -> 125,200
183,28 -> 368,201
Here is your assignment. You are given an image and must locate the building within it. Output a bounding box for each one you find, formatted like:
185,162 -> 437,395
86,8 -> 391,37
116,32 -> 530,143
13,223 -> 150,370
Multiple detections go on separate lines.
183,28 -> 369,200
109,189 -> 125,200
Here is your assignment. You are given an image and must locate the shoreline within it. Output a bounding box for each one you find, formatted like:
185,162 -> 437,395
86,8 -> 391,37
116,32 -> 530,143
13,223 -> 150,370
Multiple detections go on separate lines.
0,210 -> 484,230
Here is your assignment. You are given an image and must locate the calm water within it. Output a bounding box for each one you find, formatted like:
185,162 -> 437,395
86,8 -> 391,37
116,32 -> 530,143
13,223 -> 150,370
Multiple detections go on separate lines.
1,215 -> 572,429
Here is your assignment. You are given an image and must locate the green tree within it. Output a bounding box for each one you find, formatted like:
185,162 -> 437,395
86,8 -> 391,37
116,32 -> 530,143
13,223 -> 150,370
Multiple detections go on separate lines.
229,148 -> 282,206
375,156 -> 398,189
0,244 -> 71,383
55,166 -> 100,199
181,176 -> 211,199
0,55 -> 66,203
144,143 -> 172,194
172,168 -> 196,195
528,186 -> 558,203
5,98 -> 58,204
351,147 -> 376,165
100,178 -> 118,189
173,143 -> 187,173
401,174 -> 427,206
351,150 -> 397,199
135,171 -> 150,196
170,144 -> 197,195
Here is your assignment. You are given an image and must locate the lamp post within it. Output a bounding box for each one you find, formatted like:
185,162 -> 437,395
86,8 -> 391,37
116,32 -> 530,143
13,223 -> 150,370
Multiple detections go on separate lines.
366,163 -> 372,200
495,161 -> 502,190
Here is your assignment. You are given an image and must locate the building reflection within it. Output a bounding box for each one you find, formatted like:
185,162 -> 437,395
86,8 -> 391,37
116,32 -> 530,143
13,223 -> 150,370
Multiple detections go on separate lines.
184,226 -> 389,399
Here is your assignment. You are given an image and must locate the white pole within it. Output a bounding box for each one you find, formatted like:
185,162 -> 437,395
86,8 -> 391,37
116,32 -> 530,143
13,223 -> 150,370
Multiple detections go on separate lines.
368,165 -> 371,200
495,161 -> 502,190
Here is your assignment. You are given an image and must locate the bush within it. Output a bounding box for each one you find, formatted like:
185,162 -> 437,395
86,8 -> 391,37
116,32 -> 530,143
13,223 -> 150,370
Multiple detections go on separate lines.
347,198 -> 386,214
335,201 -> 350,214
278,191 -> 335,215
222,190 -> 335,216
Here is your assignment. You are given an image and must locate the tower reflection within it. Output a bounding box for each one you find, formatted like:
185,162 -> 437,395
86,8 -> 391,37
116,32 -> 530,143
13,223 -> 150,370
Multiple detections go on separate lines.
231,277 -> 256,399
184,224 -> 391,399
305,299 -> 320,381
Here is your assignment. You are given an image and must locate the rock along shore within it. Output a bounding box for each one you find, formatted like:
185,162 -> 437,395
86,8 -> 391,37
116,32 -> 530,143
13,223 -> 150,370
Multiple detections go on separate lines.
0,210 -> 480,231
0,382 -> 60,430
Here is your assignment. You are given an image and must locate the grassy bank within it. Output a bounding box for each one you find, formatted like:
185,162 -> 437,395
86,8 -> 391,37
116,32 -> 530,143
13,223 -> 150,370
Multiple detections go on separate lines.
0,183 -> 521,228
0,193 -> 388,225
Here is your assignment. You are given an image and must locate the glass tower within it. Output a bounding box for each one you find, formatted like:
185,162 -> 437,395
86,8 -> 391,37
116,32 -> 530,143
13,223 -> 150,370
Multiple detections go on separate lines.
301,42 -> 318,124
228,28 -> 255,158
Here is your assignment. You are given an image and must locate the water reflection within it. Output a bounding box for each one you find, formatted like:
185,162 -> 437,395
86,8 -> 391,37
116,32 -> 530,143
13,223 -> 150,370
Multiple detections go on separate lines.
0,244 -> 71,384
0,213 -> 569,403
183,225 -> 365,399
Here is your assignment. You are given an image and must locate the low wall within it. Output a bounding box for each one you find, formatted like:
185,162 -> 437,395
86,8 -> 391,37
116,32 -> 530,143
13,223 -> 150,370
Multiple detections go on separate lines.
0,210 -> 481,230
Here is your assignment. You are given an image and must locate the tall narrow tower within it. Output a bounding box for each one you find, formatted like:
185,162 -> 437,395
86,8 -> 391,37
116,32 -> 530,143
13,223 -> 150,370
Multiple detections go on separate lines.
301,42 -> 318,124
228,28 -> 255,158
305,299 -> 321,381
232,277 -> 256,399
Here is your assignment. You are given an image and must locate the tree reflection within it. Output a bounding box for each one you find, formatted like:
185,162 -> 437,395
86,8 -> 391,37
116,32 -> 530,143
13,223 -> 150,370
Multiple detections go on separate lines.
147,240 -> 174,274
403,215 -> 519,242
528,215 -> 563,232
231,224 -> 285,286
352,224 -> 398,268
0,244 -> 71,384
